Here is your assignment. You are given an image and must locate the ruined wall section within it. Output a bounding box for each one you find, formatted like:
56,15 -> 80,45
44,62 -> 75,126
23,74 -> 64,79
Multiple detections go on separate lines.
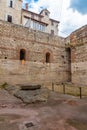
71,45 -> 87,85
0,20 -> 69,84
70,25 -> 87,85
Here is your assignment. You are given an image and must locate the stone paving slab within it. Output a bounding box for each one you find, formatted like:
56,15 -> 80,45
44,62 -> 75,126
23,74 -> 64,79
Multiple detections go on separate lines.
0,90 -> 87,130
0,89 -> 22,103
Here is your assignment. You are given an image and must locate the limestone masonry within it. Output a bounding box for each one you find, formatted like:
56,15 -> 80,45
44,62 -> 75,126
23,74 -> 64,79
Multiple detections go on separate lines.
0,0 -> 87,86
70,25 -> 87,85
0,20 -> 70,84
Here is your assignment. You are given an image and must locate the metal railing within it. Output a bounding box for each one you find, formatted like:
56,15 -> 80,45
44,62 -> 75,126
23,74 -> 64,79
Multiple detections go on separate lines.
45,82 -> 87,99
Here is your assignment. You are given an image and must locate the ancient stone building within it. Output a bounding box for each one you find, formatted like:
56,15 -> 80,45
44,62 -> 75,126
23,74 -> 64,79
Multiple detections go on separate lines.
0,0 -> 59,35
65,25 -> 87,86
22,8 -> 59,35
0,0 -> 87,86
0,20 -> 70,84
0,0 -> 71,85
0,0 -> 22,25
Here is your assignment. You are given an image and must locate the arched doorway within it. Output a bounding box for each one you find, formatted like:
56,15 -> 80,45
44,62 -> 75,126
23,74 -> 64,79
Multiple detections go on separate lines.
20,49 -> 26,61
46,52 -> 51,63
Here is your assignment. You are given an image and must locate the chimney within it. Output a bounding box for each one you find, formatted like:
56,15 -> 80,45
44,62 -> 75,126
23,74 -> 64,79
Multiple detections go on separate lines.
25,3 -> 28,10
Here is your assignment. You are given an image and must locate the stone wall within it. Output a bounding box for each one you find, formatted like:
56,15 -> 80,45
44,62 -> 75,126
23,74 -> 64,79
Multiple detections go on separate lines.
0,20 -> 70,85
70,25 -> 87,85
71,45 -> 87,85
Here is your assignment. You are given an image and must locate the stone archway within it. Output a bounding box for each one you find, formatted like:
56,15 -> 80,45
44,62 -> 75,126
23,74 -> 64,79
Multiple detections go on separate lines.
46,52 -> 51,63
43,49 -> 53,63
20,49 -> 26,60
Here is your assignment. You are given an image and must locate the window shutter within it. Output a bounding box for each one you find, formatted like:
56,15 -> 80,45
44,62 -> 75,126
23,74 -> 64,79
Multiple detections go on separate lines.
5,14 -> 7,21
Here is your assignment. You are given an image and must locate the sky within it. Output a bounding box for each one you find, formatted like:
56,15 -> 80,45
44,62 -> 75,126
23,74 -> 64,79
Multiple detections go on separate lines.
23,0 -> 87,37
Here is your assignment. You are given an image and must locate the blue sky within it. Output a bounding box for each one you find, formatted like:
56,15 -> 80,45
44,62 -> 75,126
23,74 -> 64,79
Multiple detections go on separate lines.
70,0 -> 87,14
23,0 -> 87,37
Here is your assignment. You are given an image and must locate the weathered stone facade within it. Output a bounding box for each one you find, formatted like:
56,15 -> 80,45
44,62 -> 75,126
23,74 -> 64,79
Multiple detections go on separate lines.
22,8 -> 59,35
0,0 -> 87,86
66,25 -> 87,85
0,0 -> 22,25
0,20 -> 70,84
0,0 -> 59,36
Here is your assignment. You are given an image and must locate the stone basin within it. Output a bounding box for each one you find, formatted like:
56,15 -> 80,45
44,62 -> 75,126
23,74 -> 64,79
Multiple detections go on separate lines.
20,84 -> 41,90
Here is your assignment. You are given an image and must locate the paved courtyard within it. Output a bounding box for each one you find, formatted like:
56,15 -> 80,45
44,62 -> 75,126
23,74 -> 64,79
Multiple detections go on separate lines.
0,89 -> 87,130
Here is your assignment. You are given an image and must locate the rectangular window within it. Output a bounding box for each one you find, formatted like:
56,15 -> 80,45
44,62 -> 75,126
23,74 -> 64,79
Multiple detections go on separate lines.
7,15 -> 12,22
42,25 -> 45,32
51,30 -> 54,35
31,20 -> 33,28
31,13 -> 34,19
10,0 -> 13,7
8,0 -> 13,8
33,22 -> 36,29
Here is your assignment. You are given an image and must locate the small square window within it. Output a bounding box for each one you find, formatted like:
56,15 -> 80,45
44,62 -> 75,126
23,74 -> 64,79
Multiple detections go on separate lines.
7,15 -> 12,22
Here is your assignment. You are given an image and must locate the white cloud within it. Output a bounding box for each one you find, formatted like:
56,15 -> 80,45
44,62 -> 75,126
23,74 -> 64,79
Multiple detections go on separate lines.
23,0 -> 87,37
59,0 -> 87,37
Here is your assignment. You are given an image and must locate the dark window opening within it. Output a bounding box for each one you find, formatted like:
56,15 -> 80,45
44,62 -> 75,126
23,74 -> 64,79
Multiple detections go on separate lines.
5,57 -> 7,59
51,30 -> 54,35
20,49 -> 26,60
46,52 -> 50,63
10,0 -> 13,7
66,48 -> 71,82
45,12 -> 48,16
66,48 -> 71,62
7,15 -> 12,22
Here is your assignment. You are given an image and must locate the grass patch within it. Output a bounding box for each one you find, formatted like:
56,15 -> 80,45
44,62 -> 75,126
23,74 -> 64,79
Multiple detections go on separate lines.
0,82 -> 8,89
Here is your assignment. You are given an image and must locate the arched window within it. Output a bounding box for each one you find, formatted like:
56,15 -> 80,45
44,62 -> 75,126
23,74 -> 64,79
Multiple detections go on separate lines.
20,49 -> 26,60
46,52 -> 50,63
